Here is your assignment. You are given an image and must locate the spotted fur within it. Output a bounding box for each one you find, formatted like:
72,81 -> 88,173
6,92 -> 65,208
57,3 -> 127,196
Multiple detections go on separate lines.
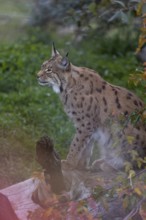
37,45 -> 146,170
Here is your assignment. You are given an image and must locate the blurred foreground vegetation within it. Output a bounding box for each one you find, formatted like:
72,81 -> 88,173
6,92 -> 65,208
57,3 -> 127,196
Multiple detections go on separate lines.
0,0 -> 145,189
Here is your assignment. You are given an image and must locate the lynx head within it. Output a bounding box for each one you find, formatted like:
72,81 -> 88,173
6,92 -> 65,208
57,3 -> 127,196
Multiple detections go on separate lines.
37,43 -> 70,93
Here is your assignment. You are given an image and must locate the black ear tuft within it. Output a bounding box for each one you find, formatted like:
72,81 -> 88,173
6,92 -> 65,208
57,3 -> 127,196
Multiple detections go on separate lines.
51,42 -> 59,57
52,42 -> 56,51
66,52 -> 69,57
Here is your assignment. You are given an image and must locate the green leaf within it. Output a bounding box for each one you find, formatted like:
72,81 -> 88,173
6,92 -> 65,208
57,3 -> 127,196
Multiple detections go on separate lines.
88,2 -> 97,15
142,3 -> 146,14
120,11 -> 128,24
130,0 -> 140,3
108,11 -> 121,22
108,10 -> 128,24
112,0 -> 126,8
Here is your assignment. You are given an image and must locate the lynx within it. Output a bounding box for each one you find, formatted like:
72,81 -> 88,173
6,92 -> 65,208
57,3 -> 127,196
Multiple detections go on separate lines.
37,44 -> 146,171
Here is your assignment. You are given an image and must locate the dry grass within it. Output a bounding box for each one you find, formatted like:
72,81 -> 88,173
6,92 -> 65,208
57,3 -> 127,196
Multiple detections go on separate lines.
0,128 -> 39,189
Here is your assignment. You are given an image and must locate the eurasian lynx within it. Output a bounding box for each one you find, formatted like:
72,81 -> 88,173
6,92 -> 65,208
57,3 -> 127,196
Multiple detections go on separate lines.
37,44 -> 146,171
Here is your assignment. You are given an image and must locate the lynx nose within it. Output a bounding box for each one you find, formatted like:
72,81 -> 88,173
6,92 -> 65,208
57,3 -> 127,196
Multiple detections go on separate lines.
37,71 -> 43,78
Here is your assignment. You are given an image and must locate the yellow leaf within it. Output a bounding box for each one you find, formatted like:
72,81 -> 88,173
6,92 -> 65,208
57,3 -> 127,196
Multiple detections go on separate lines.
142,110 -> 146,119
137,160 -> 142,169
127,136 -> 135,145
124,162 -> 132,172
45,207 -> 53,217
142,72 -> 146,79
32,171 -> 45,180
136,2 -> 142,16
123,197 -> 129,209
131,149 -> 138,156
134,187 -> 142,196
128,170 -> 135,179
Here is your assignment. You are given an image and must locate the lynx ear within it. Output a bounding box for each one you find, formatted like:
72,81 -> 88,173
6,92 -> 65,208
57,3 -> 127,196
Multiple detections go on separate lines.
61,52 -> 70,68
61,57 -> 69,67
51,42 -> 59,57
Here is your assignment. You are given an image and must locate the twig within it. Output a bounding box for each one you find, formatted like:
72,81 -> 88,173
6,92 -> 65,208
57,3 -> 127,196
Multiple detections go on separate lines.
123,197 -> 146,220
135,168 -> 146,177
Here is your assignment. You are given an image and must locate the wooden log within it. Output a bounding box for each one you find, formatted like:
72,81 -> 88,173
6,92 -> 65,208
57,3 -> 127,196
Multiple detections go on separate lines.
0,178 -> 41,220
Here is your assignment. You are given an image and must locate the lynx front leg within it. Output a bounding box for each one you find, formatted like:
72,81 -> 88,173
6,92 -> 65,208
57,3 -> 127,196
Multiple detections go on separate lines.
62,130 -> 93,170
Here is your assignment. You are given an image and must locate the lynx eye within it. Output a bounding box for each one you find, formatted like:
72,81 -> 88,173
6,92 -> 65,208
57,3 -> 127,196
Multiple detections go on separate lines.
45,68 -> 51,72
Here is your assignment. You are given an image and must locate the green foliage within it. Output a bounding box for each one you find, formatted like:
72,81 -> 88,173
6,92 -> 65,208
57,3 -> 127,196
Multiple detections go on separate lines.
0,40 -> 74,153
29,0 -> 140,35
29,169 -> 146,220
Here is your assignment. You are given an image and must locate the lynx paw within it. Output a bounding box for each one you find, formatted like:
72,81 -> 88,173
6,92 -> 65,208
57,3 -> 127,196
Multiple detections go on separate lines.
61,160 -> 75,170
90,159 -> 104,171
91,159 -> 118,173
